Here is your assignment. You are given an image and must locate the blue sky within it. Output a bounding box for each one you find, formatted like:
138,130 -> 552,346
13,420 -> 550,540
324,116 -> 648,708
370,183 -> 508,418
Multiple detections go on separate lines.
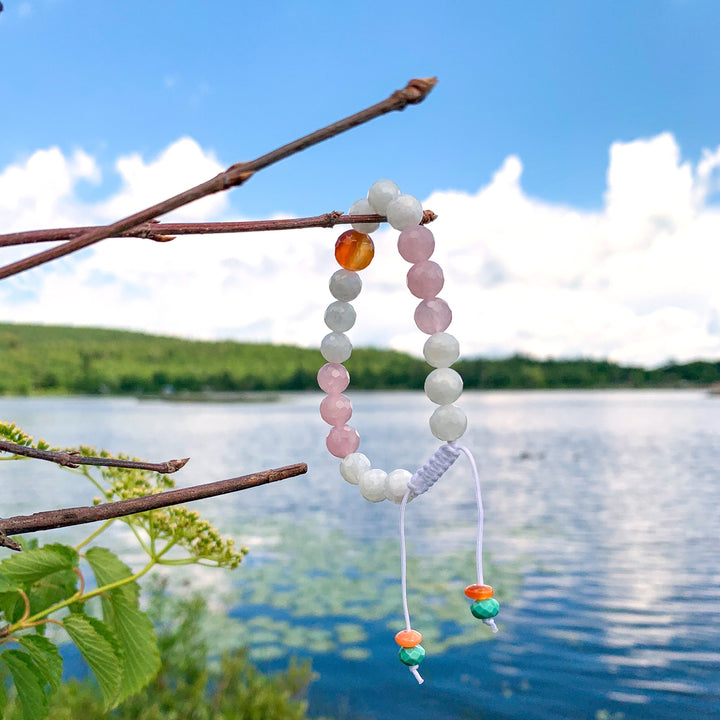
3,0 -> 718,213
1,0 -> 720,365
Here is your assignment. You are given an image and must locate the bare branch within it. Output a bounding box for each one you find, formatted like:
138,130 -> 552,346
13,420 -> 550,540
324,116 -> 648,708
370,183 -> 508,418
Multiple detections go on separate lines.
0,77 -> 437,280
0,440 -> 189,473
0,462 -> 307,547
0,532 -> 21,551
0,210 -> 438,248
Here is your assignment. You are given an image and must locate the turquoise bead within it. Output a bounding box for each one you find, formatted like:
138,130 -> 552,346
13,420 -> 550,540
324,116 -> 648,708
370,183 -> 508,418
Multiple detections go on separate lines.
470,598 -> 499,619
398,644 -> 426,666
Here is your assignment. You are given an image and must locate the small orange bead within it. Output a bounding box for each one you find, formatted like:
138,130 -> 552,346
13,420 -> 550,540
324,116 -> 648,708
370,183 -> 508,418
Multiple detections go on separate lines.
394,629 -> 423,648
335,229 -> 375,271
464,584 -> 494,600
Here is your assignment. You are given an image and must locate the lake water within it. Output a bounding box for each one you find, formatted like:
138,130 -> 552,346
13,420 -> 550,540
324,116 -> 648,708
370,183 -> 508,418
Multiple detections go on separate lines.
1,391 -> 719,719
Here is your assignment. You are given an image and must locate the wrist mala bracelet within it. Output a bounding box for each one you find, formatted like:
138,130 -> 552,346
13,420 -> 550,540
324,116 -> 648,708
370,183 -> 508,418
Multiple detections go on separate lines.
317,179 -> 499,685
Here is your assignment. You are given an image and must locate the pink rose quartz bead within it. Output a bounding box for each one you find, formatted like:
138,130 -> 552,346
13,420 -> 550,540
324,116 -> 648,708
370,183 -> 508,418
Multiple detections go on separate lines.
317,362 -> 350,393
326,425 -> 360,458
320,394 -> 353,425
397,226 -> 435,263
407,261 -> 444,299
414,298 -> 452,334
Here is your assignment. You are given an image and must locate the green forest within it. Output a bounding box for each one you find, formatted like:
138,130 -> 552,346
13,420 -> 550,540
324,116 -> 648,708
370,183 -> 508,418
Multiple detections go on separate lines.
0,322 -> 718,396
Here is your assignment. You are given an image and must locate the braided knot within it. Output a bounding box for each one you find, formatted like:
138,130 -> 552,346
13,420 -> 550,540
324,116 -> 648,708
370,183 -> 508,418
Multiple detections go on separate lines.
407,442 -> 462,498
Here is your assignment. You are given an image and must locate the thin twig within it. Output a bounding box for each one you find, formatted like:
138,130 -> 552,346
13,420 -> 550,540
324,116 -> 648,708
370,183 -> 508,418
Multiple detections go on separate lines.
0,77 -> 436,280
0,462 -> 307,547
0,440 -> 189,473
0,532 -> 21,551
0,210 -> 438,248
17,590 -> 30,623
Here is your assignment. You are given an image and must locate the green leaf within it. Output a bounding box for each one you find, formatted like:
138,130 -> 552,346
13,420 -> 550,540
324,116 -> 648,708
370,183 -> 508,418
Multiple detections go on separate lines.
19,538 -> 39,553
0,544 -> 78,586
18,635 -> 63,692
86,547 -> 160,702
108,595 -> 161,703
0,572 -> 23,623
62,613 -> 122,710
0,591 -> 24,624
0,572 -> 19,593
0,671 -> 7,720
0,649 -> 49,720
28,568 -> 79,619
85,547 -> 138,603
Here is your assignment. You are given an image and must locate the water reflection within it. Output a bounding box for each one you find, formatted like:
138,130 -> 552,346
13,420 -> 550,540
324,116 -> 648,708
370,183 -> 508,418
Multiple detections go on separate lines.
0,391 -> 719,719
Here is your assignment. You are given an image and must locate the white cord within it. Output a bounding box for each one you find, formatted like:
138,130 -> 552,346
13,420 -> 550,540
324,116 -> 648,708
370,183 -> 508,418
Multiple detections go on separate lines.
398,441 -> 498,683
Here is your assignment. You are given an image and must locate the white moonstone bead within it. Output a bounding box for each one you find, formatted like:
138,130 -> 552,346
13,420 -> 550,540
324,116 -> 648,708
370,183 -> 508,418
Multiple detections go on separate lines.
385,468 -> 412,504
324,301 -> 356,332
349,198 -> 380,234
423,332 -> 460,368
367,179 -> 401,214
425,368 -> 463,405
359,468 -> 388,503
329,269 -> 362,302
386,194 -> 423,231
340,452 -> 371,485
429,404 -> 467,441
321,332 -> 352,363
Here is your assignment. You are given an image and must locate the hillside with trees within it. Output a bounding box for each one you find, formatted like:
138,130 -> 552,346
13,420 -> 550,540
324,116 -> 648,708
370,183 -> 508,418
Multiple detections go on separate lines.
1,323 -> 718,396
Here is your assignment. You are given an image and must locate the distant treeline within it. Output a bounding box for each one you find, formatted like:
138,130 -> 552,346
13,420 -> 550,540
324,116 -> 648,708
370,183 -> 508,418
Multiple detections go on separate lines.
0,323 -> 718,395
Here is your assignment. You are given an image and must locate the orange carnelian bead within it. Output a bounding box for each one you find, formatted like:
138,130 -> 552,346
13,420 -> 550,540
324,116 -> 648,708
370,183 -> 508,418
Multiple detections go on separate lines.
335,229 -> 375,271
464,584 -> 495,600
394,629 -> 423,648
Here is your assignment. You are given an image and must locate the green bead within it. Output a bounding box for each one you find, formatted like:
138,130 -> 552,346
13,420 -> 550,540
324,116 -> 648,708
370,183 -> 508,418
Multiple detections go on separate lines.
470,598 -> 499,619
398,644 -> 425,666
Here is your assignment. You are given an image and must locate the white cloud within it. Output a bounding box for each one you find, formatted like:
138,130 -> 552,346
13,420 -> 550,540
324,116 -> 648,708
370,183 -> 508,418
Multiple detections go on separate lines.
96,137 -> 227,222
1,133 -> 719,367
0,147 -> 99,229
410,134 -> 720,366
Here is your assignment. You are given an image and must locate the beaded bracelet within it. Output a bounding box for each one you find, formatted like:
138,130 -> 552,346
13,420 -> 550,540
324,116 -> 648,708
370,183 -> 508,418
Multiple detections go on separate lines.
317,180 -> 499,684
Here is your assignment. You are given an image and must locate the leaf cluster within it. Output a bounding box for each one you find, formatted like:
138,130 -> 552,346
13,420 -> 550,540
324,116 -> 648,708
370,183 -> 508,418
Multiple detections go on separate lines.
26,586 -> 330,720
0,543 -> 160,719
0,424 -> 250,719
77,446 -> 247,568
0,424 -> 51,454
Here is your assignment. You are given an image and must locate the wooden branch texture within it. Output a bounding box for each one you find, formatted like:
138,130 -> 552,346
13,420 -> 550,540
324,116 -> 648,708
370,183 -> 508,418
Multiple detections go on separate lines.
0,440 -> 189,473
0,210 -> 438,248
0,77 -> 436,279
0,463 -> 307,543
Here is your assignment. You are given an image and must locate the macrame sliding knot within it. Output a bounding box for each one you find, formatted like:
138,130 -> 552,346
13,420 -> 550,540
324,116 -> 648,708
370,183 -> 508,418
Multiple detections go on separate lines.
408,441 -> 461,497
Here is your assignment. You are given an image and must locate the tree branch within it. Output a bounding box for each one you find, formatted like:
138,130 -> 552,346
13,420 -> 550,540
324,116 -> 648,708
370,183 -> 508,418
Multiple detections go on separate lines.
0,210 -> 438,248
0,440 -> 189,473
0,76 -> 436,280
0,462 -> 307,548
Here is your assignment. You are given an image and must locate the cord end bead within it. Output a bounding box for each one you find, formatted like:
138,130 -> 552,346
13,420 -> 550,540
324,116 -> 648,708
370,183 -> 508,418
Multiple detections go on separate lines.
396,631 -> 426,683
464,583 -> 494,600
399,643 -> 425,667
470,597 -> 500,621
395,629 -> 423,647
